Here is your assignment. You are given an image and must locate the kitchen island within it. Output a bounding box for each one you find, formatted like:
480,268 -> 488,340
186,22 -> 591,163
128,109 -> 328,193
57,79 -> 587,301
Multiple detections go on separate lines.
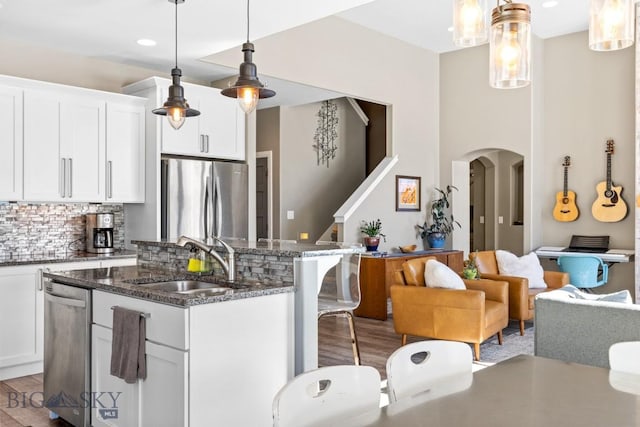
43,239 -> 361,427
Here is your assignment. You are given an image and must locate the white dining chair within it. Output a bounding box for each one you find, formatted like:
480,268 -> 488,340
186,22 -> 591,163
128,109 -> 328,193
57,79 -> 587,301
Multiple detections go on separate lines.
609,341 -> 640,374
272,365 -> 381,427
386,340 -> 473,403
317,252 -> 363,365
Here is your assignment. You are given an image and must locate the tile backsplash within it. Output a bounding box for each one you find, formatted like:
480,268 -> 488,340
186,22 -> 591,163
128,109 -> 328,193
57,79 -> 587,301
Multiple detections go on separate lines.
0,203 -> 124,255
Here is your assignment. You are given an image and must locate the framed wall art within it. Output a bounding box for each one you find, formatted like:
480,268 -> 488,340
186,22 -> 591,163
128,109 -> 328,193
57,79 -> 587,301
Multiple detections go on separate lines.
396,175 -> 421,211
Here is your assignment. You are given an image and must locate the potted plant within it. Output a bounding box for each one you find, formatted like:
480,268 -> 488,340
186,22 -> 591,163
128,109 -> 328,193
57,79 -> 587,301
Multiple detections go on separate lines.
463,253 -> 479,279
360,219 -> 387,251
417,185 -> 461,249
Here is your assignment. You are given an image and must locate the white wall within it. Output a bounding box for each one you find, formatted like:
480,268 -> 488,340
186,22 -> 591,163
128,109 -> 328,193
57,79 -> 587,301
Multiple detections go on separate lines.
208,16 -> 440,251
278,98 -> 366,242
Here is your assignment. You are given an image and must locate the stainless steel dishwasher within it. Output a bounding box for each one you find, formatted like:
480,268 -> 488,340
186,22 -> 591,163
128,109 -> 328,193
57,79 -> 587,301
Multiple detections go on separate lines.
43,278 -> 91,427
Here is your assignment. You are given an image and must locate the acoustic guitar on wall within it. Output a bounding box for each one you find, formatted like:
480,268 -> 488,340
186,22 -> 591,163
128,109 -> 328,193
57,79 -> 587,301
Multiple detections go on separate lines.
591,139 -> 627,222
552,156 -> 579,222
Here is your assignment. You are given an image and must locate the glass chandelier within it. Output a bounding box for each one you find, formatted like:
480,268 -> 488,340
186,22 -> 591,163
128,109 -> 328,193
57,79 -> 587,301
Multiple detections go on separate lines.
589,0 -> 634,51
453,0 -> 488,47
489,1 -> 531,89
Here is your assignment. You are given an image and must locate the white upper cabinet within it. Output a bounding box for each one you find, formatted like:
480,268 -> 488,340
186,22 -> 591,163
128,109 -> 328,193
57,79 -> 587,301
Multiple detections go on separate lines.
24,90 -> 105,202
106,101 -> 145,202
0,85 -> 23,201
1,73 -> 146,203
23,89 -> 64,202
60,95 -> 106,201
125,77 -> 246,161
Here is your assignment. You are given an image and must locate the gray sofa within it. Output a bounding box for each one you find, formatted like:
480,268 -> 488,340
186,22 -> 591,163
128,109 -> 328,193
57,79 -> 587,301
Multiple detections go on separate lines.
534,288 -> 640,368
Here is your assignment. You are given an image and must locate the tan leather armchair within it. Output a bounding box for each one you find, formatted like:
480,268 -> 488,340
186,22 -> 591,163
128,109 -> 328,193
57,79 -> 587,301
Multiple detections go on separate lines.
470,250 -> 569,336
390,257 -> 509,361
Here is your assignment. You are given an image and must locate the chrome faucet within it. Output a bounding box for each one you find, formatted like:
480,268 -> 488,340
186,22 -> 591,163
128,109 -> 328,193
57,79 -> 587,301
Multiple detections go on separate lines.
176,236 -> 236,282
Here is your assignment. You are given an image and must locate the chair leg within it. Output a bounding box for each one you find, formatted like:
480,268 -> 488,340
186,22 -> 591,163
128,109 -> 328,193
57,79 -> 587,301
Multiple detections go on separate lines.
473,343 -> 480,361
497,330 -> 503,345
401,334 -> 407,346
345,312 -> 361,366
519,320 -> 525,336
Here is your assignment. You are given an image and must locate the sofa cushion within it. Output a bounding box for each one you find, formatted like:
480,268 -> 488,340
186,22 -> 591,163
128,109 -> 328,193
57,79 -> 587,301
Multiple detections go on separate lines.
556,284 -> 632,304
424,259 -> 466,290
495,250 -> 547,289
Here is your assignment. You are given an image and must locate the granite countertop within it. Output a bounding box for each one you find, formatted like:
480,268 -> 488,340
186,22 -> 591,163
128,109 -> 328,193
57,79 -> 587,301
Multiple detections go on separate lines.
43,265 -> 294,307
132,239 -> 365,257
0,249 -> 137,267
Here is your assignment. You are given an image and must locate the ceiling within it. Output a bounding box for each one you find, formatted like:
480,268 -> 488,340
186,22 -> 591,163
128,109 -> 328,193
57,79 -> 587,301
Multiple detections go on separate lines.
0,0 -> 592,107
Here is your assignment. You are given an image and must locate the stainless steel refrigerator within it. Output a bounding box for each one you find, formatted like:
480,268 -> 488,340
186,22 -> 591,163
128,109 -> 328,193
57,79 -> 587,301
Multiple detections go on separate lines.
161,157 -> 248,241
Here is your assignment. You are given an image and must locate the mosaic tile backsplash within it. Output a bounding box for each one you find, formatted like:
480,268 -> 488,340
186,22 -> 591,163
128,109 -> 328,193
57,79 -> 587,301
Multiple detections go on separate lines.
136,242 -> 295,284
0,203 -> 125,255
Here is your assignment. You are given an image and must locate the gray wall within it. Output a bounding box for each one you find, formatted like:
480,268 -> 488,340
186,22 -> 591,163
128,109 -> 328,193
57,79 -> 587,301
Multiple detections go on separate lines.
542,31 -> 634,295
275,98 -> 366,242
256,107 -> 281,239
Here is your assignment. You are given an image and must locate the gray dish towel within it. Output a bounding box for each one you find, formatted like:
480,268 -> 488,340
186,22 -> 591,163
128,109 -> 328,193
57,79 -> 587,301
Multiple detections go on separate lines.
110,306 -> 146,384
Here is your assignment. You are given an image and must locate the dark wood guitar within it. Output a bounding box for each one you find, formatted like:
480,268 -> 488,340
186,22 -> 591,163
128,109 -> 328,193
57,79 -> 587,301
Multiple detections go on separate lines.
591,139 -> 627,222
552,156 -> 578,222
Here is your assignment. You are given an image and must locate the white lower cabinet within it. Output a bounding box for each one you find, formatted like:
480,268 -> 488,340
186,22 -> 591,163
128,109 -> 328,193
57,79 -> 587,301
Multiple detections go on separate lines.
0,258 -> 136,380
0,265 -> 43,380
91,288 -> 294,427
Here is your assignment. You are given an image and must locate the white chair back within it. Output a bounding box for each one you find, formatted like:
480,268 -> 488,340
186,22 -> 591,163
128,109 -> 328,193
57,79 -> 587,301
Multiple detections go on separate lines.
272,365 -> 381,427
386,340 -> 472,403
609,341 -> 640,374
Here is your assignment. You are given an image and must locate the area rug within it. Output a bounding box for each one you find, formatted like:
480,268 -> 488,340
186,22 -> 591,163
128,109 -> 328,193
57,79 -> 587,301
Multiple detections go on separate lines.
476,321 -> 534,365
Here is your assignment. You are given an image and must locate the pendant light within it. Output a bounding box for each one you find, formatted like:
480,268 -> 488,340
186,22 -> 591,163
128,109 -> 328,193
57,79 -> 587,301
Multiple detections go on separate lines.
221,0 -> 275,114
453,0 -> 488,47
152,0 -> 200,130
589,0 -> 634,51
489,0 -> 531,89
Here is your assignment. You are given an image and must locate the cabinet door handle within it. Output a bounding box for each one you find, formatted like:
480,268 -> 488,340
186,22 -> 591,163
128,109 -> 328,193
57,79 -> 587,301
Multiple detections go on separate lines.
206,135 -> 210,153
107,160 -> 113,199
37,268 -> 49,291
66,158 -> 73,198
200,135 -> 205,152
59,158 -> 66,198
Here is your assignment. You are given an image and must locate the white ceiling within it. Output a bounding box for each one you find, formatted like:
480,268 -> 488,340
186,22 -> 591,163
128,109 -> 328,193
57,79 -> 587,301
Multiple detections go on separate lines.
0,0 -> 592,107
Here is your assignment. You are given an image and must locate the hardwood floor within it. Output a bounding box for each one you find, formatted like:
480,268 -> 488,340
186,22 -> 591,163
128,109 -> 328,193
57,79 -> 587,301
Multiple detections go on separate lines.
0,374 -> 71,426
319,314 -> 430,380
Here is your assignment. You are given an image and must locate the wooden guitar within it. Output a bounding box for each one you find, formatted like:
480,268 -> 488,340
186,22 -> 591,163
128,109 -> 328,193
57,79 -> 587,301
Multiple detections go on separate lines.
591,139 -> 627,222
552,156 -> 579,222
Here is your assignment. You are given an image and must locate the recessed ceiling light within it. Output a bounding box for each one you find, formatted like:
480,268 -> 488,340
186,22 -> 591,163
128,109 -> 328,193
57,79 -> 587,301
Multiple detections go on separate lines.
447,26 -> 454,32
137,39 -> 157,47
542,1 -> 558,8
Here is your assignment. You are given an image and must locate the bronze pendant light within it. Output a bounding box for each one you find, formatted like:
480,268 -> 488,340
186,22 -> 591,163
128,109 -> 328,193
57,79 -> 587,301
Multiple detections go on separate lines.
152,0 -> 200,130
221,0 -> 275,114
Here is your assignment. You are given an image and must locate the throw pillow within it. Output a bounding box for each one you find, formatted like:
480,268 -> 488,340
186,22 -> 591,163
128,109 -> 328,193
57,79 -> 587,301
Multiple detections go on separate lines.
424,259 -> 466,290
495,250 -> 547,289
558,284 -> 632,304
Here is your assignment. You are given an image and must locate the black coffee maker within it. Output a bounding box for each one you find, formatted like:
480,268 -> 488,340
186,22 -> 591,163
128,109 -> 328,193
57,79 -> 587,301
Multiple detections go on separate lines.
85,213 -> 114,253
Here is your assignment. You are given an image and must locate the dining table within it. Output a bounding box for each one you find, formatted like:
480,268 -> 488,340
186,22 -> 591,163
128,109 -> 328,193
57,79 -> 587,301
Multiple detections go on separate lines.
339,354 -> 640,427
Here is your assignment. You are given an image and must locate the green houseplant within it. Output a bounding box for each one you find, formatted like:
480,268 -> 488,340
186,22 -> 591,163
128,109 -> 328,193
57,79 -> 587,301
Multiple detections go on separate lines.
360,219 -> 387,251
417,185 -> 461,249
463,253 -> 479,279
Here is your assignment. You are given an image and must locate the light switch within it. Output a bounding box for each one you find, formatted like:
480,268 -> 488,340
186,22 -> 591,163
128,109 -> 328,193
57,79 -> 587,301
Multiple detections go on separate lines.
287,210 -> 295,220
498,216 -> 504,224
479,216 -> 485,224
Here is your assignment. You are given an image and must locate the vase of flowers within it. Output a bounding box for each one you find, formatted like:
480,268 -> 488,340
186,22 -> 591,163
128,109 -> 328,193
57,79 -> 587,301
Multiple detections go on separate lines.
417,185 -> 461,249
360,219 -> 386,251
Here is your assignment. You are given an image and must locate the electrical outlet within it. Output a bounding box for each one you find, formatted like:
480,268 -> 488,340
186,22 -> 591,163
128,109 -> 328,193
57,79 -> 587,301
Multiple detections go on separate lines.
287,210 -> 295,220
479,216 -> 485,224
498,216 -> 504,224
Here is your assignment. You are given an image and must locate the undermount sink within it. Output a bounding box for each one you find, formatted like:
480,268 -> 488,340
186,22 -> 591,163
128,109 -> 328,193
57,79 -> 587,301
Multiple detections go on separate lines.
139,280 -> 231,295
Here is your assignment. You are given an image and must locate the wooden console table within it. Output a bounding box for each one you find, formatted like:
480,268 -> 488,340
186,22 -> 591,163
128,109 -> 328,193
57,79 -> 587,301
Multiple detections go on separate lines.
355,250 -> 464,320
